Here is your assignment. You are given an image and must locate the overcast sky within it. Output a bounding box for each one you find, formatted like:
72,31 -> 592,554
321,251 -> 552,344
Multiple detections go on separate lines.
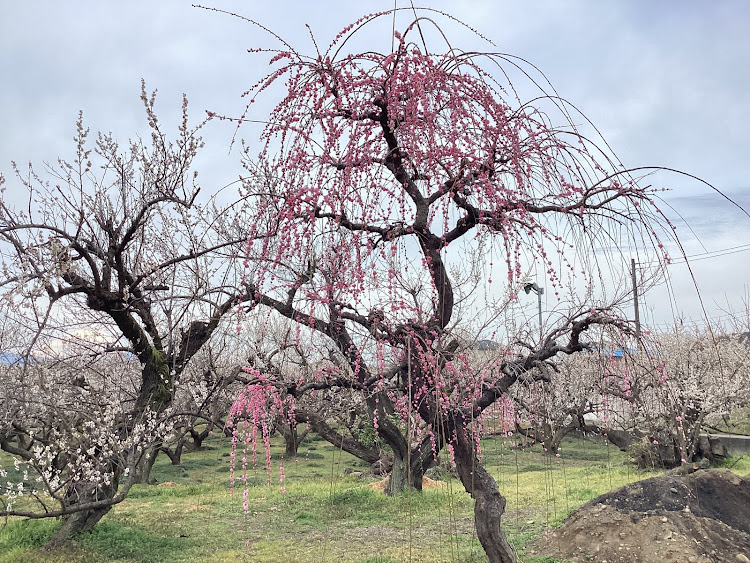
1,1 -> 749,331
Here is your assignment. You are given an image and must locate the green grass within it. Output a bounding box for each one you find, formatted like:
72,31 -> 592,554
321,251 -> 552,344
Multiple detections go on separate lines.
1,430 -> 747,563
78,522 -> 195,563
0,519 -> 59,551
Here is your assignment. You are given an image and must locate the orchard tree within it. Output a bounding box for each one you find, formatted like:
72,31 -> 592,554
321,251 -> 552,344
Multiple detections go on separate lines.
649,327 -> 750,463
158,319 -> 263,466
221,10 -> 675,562
511,355 -> 600,455
0,83 -> 254,544
0,333 -> 164,537
234,318 -> 393,466
600,326 -> 750,467
512,342 -> 654,455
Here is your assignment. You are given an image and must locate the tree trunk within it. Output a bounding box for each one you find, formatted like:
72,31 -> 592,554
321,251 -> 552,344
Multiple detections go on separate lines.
48,347 -> 172,544
387,448 -> 410,495
189,425 -> 209,451
384,435 -> 438,494
44,479 -> 118,548
161,440 -> 185,466
367,393 -> 414,495
515,420 -> 571,455
452,424 -> 516,563
604,428 -> 640,451
548,424 -> 572,455
133,446 -> 160,483
277,420 -> 309,458
579,420 -> 642,452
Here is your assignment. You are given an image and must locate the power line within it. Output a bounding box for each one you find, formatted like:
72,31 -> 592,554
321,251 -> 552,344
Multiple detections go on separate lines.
638,242 -> 750,266
668,243 -> 750,264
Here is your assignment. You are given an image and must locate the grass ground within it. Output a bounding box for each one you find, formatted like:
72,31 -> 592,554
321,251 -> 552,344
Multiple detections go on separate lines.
1,431 -> 748,563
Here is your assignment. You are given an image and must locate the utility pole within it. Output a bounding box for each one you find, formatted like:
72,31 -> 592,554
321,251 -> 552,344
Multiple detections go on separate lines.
631,258 -> 642,341
523,282 -> 544,344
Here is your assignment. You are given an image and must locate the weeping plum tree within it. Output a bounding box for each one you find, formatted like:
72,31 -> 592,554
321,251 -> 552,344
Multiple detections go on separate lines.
224,10 -> 673,562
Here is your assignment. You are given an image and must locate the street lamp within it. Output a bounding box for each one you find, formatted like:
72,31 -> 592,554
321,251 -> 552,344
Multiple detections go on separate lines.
523,282 -> 544,343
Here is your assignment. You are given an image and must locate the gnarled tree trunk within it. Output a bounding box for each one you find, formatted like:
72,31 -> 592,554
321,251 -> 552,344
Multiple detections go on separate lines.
44,347 -> 169,546
134,446 -> 160,482
161,440 -> 185,466
189,424 -> 211,451
386,444 -> 432,495
452,423 -> 516,563
45,474 -> 119,548
277,419 -> 309,458
367,392 -> 423,496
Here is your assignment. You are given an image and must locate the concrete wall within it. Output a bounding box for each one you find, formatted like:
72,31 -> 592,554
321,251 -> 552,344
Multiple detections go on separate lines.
706,434 -> 750,456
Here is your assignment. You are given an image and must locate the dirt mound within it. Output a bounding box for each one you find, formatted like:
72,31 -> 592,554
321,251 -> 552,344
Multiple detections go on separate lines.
530,469 -> 750,563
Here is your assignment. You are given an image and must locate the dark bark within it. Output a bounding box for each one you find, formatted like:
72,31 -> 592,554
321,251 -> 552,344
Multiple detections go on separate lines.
603,428 -> 641,452
695,435 -> 728,461
384,445 -> 428,494
578,420 -> 685,468
46,504 -> 111,548
365,390 -> 439,495
367,392 -> 412,496
45,474 -> 119,548
297,409 -> 385,465
387,449 -> 411,495
515,421 -> 573,454
134,446 -> 160,482
189,425 -> 210,451
277,419 -> 309,457
385,439 -> 438,495
161,440 -> 185,466
452,423 -> 516,563
577,419 -> 642,452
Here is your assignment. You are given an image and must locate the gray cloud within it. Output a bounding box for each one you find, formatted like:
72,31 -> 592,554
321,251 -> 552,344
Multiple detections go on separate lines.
1,0 -> 748,329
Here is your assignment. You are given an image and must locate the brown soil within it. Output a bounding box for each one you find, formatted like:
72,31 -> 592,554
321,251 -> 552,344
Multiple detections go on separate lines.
367,476 -> 447,492
530,469 -> 750,563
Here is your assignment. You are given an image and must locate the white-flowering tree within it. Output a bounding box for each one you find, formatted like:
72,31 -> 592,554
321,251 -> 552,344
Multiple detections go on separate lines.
511,353 -> 603,455
0,84 -> 253,544
551,325 -> 750,468
0,317 -> 168,540
625,327 -> 750,466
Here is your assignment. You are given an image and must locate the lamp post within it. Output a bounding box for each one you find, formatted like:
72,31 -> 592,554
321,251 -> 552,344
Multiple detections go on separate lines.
523,282 -> 544,343
630,258 -> 642,343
